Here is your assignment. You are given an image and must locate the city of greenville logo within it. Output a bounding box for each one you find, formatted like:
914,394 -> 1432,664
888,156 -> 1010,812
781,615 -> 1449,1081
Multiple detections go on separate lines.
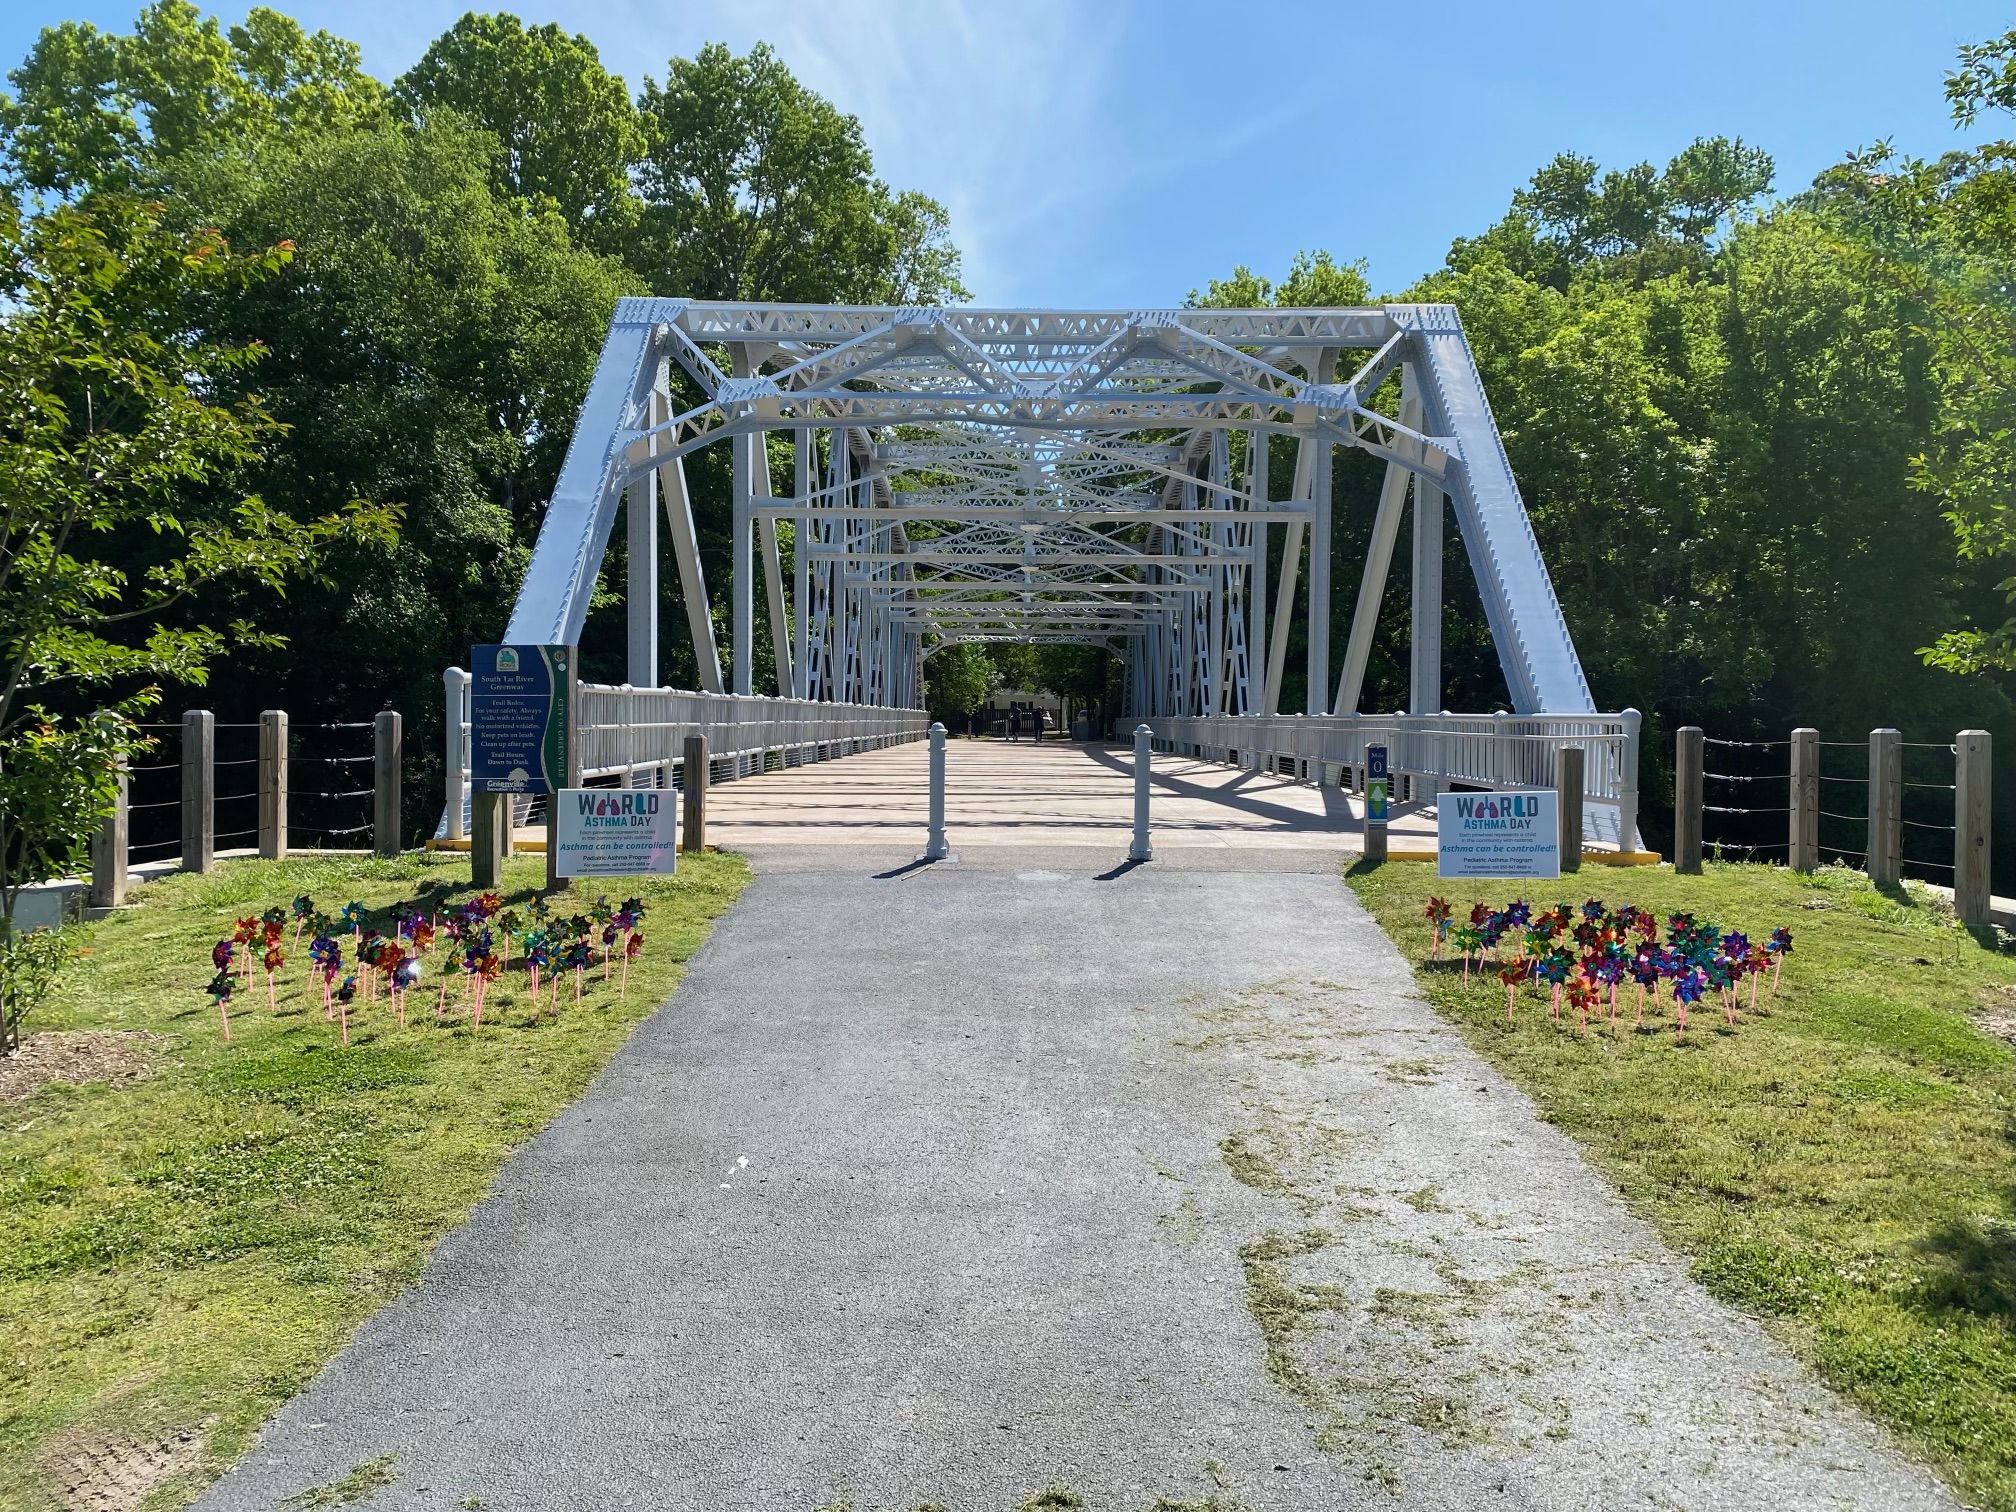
576,793 -> 661,817
1454,795 -> 1541,820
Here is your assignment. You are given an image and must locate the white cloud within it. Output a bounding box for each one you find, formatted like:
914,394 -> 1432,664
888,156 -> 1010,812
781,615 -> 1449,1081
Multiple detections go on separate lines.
568,0 -> 1130,303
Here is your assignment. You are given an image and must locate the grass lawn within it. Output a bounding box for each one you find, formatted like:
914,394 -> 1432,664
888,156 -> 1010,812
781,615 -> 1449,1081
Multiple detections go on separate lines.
1348,857 -> 2016,1510
0,849 -> 749,1512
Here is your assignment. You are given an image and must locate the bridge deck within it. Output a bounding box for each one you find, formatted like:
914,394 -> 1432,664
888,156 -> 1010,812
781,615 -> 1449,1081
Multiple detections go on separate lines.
704,737 -> 1437,857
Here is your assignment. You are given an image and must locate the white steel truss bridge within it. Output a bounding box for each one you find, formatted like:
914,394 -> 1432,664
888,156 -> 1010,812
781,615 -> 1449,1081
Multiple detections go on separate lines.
506,296 -> 1597,717
494,298 -> 1639,842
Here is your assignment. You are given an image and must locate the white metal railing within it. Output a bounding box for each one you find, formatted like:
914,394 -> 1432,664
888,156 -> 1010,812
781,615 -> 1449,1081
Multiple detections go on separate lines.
575,685 -> 928,779
1144,710 -> 1643,850
440,670 -> 927,839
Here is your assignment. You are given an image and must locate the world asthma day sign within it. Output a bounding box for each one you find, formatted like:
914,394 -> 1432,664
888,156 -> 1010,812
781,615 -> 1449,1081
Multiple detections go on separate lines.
553,788 -> 678,878
1436,791 -> 1560,879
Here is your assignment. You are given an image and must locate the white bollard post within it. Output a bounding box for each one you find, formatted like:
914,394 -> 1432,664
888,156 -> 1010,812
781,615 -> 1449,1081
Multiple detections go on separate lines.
1129,724 -> 1154,862
443,667 -> 469,842
923,722 -> 951,861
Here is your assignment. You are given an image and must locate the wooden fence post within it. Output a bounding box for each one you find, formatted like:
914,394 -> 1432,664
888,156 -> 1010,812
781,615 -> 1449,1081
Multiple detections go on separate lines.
1956,730 -> 1993,928
1867,728 -> 1901,887
1556,744 -> 1584,873
89,715 -> 128,910
1674,726 -> 1703,874
682,734 -> 708,855
544,651 -> 579,893
1789,727 -> 1820,873
180,709 -> 214,874
471,792 -> 505,888
258,709 -> 288,861
373,710 -> 402,859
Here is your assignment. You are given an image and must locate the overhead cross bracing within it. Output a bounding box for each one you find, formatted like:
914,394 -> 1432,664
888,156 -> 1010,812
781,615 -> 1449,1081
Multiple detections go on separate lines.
504,297 -> 1596,716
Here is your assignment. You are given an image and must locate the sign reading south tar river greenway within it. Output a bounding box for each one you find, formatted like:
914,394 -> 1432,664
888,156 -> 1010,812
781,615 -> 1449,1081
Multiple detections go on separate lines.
552,788 -> 678,878
471,644 -> 570,794
1436,791 -> 1560,879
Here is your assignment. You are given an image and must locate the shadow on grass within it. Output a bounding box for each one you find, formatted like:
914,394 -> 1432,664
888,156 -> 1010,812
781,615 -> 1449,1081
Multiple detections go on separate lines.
1917,1147 -> 2016,1325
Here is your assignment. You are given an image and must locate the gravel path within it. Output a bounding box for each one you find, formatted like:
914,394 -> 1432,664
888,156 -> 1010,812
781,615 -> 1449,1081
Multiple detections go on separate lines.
193,861 -> 1957,1512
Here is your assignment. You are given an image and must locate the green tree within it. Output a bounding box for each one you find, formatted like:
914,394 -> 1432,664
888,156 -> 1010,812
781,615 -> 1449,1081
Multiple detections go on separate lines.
0,0 -> 385,196
924,642 -> 997,722
1188,248 -> 1370,309
1816,29 -> 2016,675
631,42 -> 965,303
0,194 -> 397,1044
198,114 -> 635,837
1450,137 -> 1774,289
394,13 -> 640,251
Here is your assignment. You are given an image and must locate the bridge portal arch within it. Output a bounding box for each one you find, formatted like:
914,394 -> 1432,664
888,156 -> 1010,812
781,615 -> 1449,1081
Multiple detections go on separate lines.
503,298 -> 1594,719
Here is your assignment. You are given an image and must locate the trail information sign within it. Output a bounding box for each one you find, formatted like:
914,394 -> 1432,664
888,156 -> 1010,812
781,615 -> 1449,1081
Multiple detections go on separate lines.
552,788 -> 679,877
471,644 -> 570,794
1436,791 -> 1560,879
1366,743 -> 1389,825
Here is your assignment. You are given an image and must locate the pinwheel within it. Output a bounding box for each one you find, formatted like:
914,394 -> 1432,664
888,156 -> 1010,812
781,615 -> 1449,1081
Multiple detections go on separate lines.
406,916 -> 436,956
1706,953 -> 1739,1025
1497,957 -> 1531,1023
1533,948 -> 1573,1023
1766,926 -> 1793,991
354,930 -> 384,1002
334,974 -> 357,1045
564,937 -> 593,1007
1450,922 -> 1485,987
206,950 -> 235,1040
464,948 -> 500,1030
1720,932 -> 1752,1022
290,894 -> 315,950
1629,946 -> 1661,1026
497,909 -> 522,968
1424,897 -> 1452,957
231,917 -> 259,984
261,941 -> 284,1014
437,945 -> 464,1018
1671,967 -> 1704,1035
1743,947 -> 1770,1013
308,932 -> 342,1016
337,902 -> 367,941
1589,947 -> 1626,1024
391,953 -> 421,1028
1566,972 -> 1600,1032
622,930 -> 643,997
615,898 -> 646,964
524,930 -> 551,1002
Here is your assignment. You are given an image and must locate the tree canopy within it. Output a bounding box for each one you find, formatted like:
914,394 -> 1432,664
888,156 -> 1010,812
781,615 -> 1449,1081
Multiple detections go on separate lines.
0,2 -> 967,841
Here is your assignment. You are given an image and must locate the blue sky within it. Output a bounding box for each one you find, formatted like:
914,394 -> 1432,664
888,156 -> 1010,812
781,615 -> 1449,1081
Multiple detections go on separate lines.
2,0 -> 2009,305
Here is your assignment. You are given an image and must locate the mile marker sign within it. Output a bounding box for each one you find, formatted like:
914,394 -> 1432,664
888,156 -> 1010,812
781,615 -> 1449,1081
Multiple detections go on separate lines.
1437,791 -> 1560,879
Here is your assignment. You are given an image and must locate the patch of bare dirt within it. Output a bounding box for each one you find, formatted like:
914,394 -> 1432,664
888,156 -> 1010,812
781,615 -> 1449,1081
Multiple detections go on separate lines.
46,1428 -> 206,1512
1975,987 -> 2016,1048
0,1030 -> 167,1103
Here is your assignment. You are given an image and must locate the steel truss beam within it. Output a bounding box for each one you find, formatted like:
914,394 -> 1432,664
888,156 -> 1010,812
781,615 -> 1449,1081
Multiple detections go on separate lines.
504,298 -> 1594,715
